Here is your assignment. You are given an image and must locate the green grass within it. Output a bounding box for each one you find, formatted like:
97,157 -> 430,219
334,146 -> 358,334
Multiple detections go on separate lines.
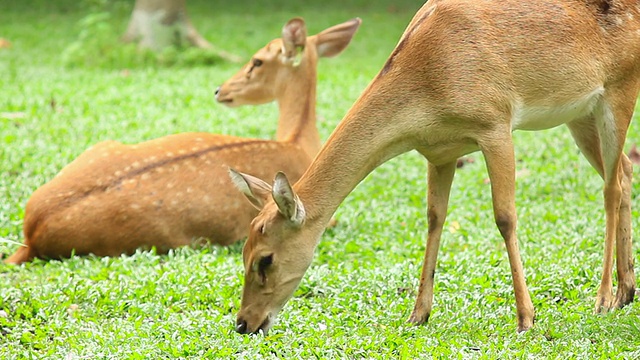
1,0 -> 640,358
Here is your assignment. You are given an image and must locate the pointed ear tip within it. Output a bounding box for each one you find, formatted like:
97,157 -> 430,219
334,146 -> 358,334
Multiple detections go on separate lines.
284,17 -> 306,31
227,167 -> 240,177
288,17 -> 305,25
274,171 -> 289,181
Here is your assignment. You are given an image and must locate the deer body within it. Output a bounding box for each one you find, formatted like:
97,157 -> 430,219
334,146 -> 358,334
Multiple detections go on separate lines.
5,17 -> 362,264
232,0 -> 639,334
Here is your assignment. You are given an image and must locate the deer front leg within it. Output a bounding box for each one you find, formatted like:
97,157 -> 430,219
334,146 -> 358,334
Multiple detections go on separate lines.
613,154 -> 636,308
481,135 -> 534,332
409,160 -> 456,325
595,168 -> 621,312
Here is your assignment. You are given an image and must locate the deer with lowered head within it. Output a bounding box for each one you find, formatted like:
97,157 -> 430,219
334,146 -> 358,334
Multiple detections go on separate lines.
4,17 -> 362,265
230,0 -> 639,334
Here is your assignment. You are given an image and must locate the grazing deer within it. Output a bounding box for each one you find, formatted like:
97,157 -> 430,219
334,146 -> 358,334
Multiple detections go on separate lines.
4,17 -> 362,265
230,0 -> 640,334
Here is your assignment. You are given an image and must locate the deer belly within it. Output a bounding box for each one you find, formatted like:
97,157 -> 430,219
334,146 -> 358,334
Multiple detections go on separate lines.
510,87 -> 604,131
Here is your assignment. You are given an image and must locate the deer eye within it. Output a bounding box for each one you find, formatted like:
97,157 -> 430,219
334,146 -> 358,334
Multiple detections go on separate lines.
252,58 -> 263,67
258,254 -> 273,273
257,254 -> 273,282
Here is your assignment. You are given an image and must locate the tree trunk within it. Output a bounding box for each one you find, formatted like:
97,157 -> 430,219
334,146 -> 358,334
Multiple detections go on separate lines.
123,0 -> 240,61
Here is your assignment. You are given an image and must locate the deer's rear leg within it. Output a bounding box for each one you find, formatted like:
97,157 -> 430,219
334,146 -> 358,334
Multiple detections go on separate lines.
568,103 -> 636,312
481,134 -> 534,332
409,160 -> 456,325
613,154 -> 635,309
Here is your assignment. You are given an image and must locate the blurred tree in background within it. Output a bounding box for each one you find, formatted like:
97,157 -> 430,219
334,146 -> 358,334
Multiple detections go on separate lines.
122,0 -> 240,61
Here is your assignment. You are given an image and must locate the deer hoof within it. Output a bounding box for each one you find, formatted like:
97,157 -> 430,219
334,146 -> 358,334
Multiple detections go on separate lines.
407,311 -> 429,325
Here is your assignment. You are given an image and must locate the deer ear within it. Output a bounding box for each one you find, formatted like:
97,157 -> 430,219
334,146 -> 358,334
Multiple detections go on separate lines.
272,172 -> 305,226
228,168 -> 272,210
314,17 -> 361,58
281,17 -> 307,64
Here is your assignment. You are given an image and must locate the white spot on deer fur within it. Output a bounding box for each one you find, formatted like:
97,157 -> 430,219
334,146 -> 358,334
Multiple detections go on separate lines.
167,182 -> 175,189
171,199 -> 178,206
176,191 -> 184,197
130,203 -> 141,210
88,159 -> 95,164
115,170 -> 123,177
124,166 -> 132,172
141,173 -> 150,180
115,151 -> 122,155
195,137 -> 204,142
132,161 -> 141,168
166,152 -> 174,157
178,149 -> 186,155
191,146 -> 201,152
186,187 -> 193,193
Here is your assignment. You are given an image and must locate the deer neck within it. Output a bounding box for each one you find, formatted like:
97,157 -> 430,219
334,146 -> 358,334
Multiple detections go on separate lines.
275,67 -> 321,160
294,82 -> 416,228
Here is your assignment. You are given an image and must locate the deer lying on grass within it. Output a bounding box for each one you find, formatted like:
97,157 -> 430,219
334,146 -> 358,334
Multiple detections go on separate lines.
230,0 -> 639,334
4,17 -> 362,265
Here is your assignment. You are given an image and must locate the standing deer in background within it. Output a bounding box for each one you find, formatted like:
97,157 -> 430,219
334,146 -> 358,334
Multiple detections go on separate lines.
230,0 -> 639,334
4,17 -> 362,265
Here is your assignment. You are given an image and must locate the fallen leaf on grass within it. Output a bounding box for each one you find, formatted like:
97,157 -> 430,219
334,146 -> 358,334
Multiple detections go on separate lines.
0,112 -> 26,119
67,304 -> 79,316
629,144 -> 640,165
449,220 -> 461,233
0,38 -> 11,49
456,157 -> 475,168
396,287 -> 414,295
516,168 -> 531,179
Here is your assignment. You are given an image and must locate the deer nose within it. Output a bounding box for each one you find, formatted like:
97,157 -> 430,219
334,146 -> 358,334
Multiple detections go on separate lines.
236,319 -> 248,334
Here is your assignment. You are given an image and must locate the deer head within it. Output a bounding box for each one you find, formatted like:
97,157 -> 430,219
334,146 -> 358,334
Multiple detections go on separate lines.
229,170 -> 323,334
216,17 -> 362,107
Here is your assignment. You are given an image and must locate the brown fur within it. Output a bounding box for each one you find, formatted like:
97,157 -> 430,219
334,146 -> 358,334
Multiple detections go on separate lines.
5,17 -> 362,264
232,0 -> 640,334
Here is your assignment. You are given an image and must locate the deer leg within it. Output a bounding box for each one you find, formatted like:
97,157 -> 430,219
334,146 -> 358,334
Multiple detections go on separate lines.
613,154 -> 635,308
566,118 -> 613,310
567,114 -> 635,312
595,166 -> 621,312
481,135 -> 534,332
409,160 -> 456,325
592,98 -> 636,313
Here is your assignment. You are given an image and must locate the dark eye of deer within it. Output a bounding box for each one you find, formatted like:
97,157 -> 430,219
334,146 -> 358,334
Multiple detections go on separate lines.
258,254 -> 273,279
252,58 -> 263,67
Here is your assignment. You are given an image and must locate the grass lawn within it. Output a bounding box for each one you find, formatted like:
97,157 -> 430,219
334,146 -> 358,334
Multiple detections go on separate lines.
1,0 -> 639,358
